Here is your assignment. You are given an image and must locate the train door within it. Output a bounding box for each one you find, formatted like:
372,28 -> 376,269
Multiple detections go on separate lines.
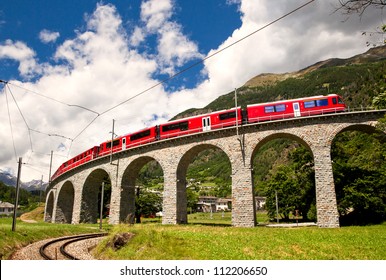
202,116 -> 211,132
122,137 -> 127,150
293,102 -> 301,117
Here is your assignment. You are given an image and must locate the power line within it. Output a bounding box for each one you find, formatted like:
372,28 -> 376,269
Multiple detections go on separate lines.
72,0 -> 316,140
30,128 -> 74,141
5,81 -> 101,115
4,85 -> 18,163
0,0 -> 316,176
99,0 -> 316,117
6,84 -> 34,154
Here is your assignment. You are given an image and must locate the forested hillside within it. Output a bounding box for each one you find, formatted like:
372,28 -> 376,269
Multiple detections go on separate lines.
140,46 -> 386,225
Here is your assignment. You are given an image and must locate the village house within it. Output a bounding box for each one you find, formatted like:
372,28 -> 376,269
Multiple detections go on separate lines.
196,196 -> 232,212
0,201 -> 15,216
196,196 -> 266,213
255,196 -> 266,210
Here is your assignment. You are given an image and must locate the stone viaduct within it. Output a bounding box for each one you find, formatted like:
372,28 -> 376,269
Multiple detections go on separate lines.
44,110 -> 385,228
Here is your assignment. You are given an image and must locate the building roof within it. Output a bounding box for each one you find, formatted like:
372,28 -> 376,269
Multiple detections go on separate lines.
0,201 -> 15,208
217,198 -> 232,203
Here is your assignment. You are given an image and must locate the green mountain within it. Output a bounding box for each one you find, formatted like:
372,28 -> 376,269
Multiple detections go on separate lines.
140,46 -> 386,224
173,45 -> 386,119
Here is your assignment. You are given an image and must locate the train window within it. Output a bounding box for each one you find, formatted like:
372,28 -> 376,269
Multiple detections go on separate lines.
106,139 -> 120,148
332,98 -> 337,104
304,100 -> 316,108
316,99 -> 328,106
275,104 -> 286,112
338,97 -> 344,104
264,106 -> 275,113
162,121 -> 189,132
219,111 -> 236,120
131,129 -> 151,141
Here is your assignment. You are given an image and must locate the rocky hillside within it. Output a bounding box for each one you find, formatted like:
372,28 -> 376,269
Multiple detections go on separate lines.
0,169 -> 47,191
166,45 -> 386,199
173,45 -> 386,120
244,45 -> 386,88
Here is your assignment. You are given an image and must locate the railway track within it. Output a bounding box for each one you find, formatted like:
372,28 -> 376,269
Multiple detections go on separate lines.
39,233 -> 107,260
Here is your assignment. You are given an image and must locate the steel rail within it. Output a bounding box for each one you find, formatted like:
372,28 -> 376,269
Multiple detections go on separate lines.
39,233 -> 107,260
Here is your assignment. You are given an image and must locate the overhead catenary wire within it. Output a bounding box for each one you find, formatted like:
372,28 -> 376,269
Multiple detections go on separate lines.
0,0 -> 316,177
98,0 -> 316,117
4,84 -> 18,163
73,0 -> 317,140
6,83 -> 34,155
5,81 -> 101,116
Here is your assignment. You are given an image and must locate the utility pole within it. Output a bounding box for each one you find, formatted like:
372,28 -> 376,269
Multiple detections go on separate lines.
234,88 -> 239,138
235,88 -> 245,164
12,157 -> 22,232
39,175 -> 43,206
110,119 -> 115,164
48,150 -> 53,185
99,182 -> 105,230
275,190 -> 279,224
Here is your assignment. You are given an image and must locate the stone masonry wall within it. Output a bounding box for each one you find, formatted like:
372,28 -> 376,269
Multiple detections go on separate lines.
46,111 -> 385,228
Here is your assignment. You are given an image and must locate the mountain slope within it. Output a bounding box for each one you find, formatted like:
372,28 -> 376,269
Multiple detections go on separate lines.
0,169 -> 47,191
244,45 -> 386,88
173,45 -> 386,120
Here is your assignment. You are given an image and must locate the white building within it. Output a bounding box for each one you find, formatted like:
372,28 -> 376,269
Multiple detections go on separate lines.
0,201 -> 15,216
196,196 -> 232,212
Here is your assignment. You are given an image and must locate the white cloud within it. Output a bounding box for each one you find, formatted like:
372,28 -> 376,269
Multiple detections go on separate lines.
130,26 -> 145,46
157,22 -> 203,75
0,39 -> 39,77
39,29 -> 60,43
140,0 -> 173,31
138,0 -> 204,75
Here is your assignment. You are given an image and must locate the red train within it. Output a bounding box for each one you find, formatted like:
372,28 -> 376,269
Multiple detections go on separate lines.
51,94 -> 345,181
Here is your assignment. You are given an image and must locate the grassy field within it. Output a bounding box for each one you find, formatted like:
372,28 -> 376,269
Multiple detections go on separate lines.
1,210 -> 385,260
94,222 -> 386,260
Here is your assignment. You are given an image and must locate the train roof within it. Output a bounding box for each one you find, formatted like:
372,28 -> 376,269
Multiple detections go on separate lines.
247,94 -> 340,107
161,107 -> 241,124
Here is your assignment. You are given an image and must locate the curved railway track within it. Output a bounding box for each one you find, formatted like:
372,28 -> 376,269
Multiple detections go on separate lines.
39,233 -> 107,260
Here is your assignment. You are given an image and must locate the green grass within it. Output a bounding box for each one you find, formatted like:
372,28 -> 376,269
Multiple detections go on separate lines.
2,214 -> 385,260
0,217 -> 106,260
94,221 -> 386,260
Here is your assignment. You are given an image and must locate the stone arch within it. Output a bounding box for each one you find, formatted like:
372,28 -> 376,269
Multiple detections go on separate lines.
80,168 -> 111,223
251,132 -> 313,159
330,122 -> 385,225
55,181 -> 75,224
250,131 -> 315,223
328,122 -> 380,144
119,156 -> 162,223
176,143 -> 232,224
44,191 -> 55,222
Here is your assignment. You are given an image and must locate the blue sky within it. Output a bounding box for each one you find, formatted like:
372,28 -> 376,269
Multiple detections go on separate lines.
0,0 -> 384,181
0,0 -> 241,89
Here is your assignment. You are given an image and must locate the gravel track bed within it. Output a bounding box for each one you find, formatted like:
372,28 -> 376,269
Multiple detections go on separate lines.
10,235 -> 105,260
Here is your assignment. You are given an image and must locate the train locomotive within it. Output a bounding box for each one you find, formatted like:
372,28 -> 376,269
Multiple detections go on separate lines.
51,94 -> 345,180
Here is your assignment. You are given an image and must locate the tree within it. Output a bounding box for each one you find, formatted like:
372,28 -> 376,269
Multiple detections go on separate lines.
263,146 -> 315,222
135,189 -> 162,222
337,1 -> 386,46
337,1 -> 386,16
264,165 -> 300,221
332,131 -> 386,225
373,92 -> 386,109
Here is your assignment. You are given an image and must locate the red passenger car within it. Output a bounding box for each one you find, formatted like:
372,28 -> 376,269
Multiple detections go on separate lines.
51,94 -> 346,181
246,94 -> 345,123
158,108 -> 242,139
98,137 -> 123,157
125,126 -> 158,148
51,146 -> 99,180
